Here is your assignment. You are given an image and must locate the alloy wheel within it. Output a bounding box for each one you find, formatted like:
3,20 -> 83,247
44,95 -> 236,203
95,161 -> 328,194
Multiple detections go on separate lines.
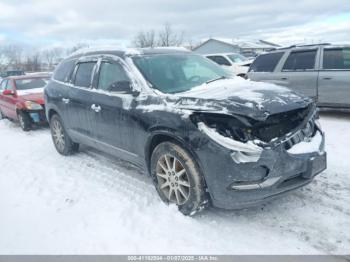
52,119 -> 65,152
156,154 -> 191,205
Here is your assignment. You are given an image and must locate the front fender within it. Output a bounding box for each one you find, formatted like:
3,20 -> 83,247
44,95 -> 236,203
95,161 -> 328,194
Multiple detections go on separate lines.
144,128 -> 206,185
15,102 -> 26,111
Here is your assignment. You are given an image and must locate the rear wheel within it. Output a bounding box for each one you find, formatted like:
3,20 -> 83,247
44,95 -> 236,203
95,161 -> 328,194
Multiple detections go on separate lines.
18,111 -> 32,131
151,142 -> 209,216
50,114 -> 79,155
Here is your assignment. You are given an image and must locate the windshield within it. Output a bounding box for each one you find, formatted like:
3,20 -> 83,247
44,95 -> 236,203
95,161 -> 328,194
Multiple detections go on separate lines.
133,54 -> 231,94
227,54 -> 248,63
15,78 -> 49,90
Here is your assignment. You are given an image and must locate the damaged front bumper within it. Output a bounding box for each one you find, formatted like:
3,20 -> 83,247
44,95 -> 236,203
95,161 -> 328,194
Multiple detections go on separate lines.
27,109 -> 47,124
194,122 -> 327,210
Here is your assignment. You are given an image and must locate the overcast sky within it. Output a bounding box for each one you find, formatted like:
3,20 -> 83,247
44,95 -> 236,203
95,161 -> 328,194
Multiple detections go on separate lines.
0,0 -> 349,49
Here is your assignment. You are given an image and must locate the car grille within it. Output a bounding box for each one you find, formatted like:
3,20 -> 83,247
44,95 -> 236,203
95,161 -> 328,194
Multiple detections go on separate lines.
282,117 -> 316,150
252,106 -> 312,143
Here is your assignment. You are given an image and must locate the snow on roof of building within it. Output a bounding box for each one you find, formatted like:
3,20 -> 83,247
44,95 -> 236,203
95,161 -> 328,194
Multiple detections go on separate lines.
194,38 -> 280,50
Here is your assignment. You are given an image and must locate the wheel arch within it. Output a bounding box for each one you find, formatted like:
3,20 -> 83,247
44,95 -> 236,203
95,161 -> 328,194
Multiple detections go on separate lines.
48,108 -> 58,121
145,131 -> 206,186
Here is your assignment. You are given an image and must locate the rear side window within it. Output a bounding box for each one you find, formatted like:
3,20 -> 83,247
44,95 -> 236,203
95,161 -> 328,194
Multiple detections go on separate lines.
283,50 -> 317,71
249,52 -> 284,72
323,48 -> 350,70
207,56 -> 231,66
53,59 -> 76,82
74,62 -> 96,88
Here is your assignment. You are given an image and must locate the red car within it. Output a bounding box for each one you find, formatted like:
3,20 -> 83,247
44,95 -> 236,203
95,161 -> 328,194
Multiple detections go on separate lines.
0,73 -> 50,131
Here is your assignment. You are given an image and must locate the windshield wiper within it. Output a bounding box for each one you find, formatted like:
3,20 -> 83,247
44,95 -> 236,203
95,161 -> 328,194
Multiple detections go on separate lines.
206,76 -> 227,84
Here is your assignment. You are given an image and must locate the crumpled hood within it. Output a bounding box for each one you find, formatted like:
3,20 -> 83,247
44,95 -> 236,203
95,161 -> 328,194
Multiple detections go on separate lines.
168,78 -> 312,121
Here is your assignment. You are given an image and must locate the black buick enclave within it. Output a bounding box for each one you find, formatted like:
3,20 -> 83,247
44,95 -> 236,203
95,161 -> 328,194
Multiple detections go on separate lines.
45,47 -> 327,215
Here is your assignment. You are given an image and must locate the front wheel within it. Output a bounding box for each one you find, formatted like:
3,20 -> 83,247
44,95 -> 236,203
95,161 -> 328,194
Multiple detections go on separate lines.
151,142 -> 209,216
50,114 -> 79,155
18,111 -> 32,131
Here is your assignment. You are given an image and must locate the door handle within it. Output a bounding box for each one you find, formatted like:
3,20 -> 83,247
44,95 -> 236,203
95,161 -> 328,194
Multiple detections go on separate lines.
280,77 -> 288,80
323,77 -> 332,80
62,98 -> 70,104
91,104 -> 101,113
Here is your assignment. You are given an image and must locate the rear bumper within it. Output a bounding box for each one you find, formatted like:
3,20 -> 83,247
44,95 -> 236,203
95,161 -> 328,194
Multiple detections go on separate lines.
195,130 -> 327,210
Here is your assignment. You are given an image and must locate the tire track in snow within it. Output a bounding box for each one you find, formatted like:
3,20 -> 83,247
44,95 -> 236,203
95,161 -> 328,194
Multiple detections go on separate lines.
1,116 -> 350,254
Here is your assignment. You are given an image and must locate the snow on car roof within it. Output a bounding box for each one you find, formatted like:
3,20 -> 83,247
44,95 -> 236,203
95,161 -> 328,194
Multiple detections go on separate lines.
68,46 -> 189,59
6,73 -> 51,80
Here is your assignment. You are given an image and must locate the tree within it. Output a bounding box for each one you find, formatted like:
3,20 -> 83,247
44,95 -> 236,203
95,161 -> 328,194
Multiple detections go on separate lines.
42,47 -> 64,70
24,52 -> 41,72
0,47 -> 7,71
2,45 -> 23,69
133,30 -> 156,48
133,23 -> 184,48
158,23 -> 184,47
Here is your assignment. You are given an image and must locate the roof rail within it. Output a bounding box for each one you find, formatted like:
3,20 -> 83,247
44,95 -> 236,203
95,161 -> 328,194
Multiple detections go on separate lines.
277,43 -> 331,50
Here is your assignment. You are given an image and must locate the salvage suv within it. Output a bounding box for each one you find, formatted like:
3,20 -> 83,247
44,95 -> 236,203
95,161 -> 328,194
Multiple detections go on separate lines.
45,47 -> 327,215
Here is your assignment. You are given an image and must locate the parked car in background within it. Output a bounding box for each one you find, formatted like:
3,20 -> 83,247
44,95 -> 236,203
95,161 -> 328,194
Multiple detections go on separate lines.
205,53 -> 253,77
0,70 -> 25,82
0,70 -> 25,79
247,44 -> 350,109
45,47 -> 326,215
0,73 -> 50,130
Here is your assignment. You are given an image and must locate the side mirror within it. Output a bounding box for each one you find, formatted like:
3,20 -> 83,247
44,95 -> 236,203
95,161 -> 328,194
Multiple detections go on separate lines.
108,81 -> 139,96
3,90 -> 14,96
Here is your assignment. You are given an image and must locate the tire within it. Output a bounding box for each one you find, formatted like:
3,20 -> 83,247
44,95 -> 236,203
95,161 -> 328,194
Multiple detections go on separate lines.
50,114 -> 79,155
0,109 -> 4,120
18,111 -> 32,131
151,142 -> 209,216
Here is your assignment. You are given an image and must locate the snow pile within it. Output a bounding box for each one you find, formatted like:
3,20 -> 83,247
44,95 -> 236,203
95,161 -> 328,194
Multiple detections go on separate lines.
0,113 -> 349,254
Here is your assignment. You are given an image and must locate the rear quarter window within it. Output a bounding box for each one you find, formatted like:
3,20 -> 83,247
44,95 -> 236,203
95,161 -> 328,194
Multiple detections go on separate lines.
323,48 -> 350,70
249,52 -> 284,72
53,59 -> 76,82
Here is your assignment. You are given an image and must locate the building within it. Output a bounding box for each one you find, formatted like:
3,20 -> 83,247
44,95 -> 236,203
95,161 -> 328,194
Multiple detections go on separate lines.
193,38 -> 280,57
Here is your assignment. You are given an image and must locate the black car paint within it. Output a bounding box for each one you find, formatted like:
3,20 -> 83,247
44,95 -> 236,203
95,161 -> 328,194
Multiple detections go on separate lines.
45,48 -> 327,209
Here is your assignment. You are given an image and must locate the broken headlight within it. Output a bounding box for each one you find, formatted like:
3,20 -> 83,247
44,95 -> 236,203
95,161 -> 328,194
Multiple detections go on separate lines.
24,101 -> 43,110
190,112 -> 255,143
191,113 -> 263,163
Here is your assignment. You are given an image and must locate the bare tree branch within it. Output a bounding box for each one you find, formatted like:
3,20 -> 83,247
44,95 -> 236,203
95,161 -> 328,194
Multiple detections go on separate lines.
133,30 -> 156,48
158,23 -> 184,47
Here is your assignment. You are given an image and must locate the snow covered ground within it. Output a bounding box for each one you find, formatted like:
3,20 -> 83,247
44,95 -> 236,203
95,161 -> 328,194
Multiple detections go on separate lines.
0,113 -> 349,255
